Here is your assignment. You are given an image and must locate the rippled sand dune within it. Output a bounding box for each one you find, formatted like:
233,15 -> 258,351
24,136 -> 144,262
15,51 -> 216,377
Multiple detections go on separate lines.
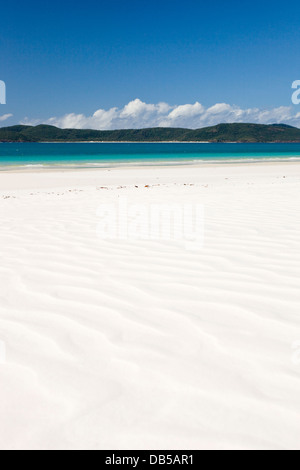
0,163 -> 300,450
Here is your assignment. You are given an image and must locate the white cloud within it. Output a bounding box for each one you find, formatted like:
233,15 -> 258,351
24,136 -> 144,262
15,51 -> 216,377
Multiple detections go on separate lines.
206,103 -> 232,115
0,114 -> 13,122
166,102 -> 204,119
46,108 -> 119,130
121,99 -> 156,117
20,99 -> 300,130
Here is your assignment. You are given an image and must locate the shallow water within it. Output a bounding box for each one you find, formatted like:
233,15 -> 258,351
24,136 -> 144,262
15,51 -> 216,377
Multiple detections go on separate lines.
1,142 -> 300,169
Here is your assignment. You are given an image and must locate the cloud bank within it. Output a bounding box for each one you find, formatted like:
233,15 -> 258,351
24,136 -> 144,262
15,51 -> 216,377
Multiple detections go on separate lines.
21,99 -> 300,130
0,114 -> 13,122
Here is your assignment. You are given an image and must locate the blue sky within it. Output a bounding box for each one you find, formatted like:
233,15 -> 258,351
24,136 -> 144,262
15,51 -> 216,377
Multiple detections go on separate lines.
1,0 -> 300,129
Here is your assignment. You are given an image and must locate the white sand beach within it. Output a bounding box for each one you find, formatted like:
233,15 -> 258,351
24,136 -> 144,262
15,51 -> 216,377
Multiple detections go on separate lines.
0,162 -> 300,450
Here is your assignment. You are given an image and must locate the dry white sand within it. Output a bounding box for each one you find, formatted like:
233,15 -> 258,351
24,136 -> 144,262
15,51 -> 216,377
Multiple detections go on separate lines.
0,163 -> 300,450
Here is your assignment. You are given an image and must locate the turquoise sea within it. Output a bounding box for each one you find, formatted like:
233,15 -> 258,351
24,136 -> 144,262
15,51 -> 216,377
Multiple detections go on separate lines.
0,143 -> 300,169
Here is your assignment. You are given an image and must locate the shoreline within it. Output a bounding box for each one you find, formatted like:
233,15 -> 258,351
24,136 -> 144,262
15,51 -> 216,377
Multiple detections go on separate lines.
1,140 -> 300,144
0,158 -> 300,175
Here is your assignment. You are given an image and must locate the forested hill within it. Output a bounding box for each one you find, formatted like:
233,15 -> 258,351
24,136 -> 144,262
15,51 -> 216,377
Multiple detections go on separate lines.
1,123 -> 300,142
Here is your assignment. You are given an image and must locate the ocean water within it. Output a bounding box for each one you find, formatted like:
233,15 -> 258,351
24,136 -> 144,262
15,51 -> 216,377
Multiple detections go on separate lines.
0,142 -> 300,169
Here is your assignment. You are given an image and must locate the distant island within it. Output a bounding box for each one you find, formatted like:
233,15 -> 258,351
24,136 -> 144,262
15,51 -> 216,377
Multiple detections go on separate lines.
1,123 -> 300,143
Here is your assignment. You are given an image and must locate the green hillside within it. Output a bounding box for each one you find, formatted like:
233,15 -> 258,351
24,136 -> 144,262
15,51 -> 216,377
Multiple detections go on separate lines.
1,123 -> 300,142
